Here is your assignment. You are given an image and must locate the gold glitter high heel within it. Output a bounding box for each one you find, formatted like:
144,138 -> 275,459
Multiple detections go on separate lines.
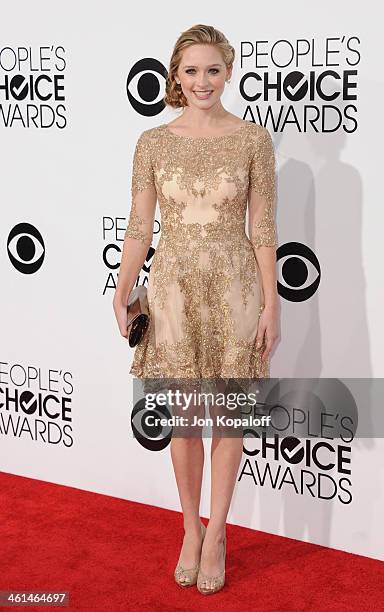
197,534 -> 226,595
174,522 -> 207,587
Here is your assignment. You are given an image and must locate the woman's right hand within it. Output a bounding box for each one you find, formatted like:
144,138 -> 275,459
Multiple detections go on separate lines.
113,294 -> 129,338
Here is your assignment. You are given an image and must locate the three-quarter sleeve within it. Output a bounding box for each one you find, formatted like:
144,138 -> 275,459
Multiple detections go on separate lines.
125,130 -> 157,247
248,127 -> 278,249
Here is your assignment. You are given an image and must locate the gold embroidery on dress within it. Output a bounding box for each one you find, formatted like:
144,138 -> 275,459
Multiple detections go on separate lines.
125,121 -> 278,379
124,131 -> 156,247
248,127 -> 278,249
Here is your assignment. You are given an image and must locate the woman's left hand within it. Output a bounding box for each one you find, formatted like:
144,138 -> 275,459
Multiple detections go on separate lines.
256,302 -> 279,362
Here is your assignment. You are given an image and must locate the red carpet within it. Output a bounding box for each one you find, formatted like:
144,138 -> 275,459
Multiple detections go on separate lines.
1,471 -> 383,611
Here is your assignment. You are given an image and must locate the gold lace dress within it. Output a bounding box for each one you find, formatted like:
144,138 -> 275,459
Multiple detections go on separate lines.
125,120 -> 278,379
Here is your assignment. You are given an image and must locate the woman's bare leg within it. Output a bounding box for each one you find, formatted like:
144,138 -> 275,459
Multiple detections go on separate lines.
170,397 -> 205,573
199,399 -> 244,579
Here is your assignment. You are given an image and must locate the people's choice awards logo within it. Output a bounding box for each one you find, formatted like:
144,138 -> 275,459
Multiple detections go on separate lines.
7,223 -> 45,274
240,36 -> 360,132
0,361 -> 74,447
240,378 -> 357,505
0,45 -> 67,129
126,58 -> 167,117
102,217 -> 158,295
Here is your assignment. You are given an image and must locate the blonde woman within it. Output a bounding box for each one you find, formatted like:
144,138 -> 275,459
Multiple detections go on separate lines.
113,24 -> 279,595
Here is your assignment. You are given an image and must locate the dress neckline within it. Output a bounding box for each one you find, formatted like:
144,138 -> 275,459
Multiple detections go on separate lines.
161,121 -> 248,141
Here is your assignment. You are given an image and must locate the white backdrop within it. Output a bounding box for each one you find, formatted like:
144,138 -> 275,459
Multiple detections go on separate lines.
1,1 -> 383,562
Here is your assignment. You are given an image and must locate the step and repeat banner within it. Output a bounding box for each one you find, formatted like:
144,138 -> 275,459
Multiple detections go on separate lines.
1,3 -> 383,561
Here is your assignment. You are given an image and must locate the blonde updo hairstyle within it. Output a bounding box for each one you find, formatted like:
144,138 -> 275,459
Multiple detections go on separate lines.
164,24 -> 235,109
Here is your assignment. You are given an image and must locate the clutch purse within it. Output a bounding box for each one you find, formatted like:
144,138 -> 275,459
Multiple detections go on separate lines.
126,285 -> 150,348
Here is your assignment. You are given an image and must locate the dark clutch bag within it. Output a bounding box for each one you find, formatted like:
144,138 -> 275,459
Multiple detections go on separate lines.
126,285 -> 150,348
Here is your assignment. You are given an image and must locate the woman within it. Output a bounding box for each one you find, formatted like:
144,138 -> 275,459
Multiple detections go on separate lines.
113,24 -> 279,595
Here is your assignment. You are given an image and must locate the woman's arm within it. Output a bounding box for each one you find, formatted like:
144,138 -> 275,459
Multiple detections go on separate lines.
247,127 -> 279,360
114,224 -> 155,307
113,131 -> 157,336
247,185 -> 278,309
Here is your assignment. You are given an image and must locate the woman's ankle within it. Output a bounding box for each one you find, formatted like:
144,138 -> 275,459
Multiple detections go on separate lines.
183,518 -> 203,534
205,522 -> 226,542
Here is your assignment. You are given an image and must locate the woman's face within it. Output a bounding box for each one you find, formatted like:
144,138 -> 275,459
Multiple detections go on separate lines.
176,44 -> 232,108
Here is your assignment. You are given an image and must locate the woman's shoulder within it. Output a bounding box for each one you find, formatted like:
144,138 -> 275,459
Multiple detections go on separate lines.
136,124 -> 165,141
244,120 -> 272,140
244,122 -> 275,159
132,126 -> 164,157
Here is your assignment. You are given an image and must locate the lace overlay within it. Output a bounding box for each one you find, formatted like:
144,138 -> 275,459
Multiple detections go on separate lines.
125,121 -> 278,378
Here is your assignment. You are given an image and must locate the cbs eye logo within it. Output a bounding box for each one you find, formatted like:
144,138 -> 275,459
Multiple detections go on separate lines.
277,242 -> 321,302
126,58 -> 168,117
7,223 -> 45,274
131,397 -> 172,451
